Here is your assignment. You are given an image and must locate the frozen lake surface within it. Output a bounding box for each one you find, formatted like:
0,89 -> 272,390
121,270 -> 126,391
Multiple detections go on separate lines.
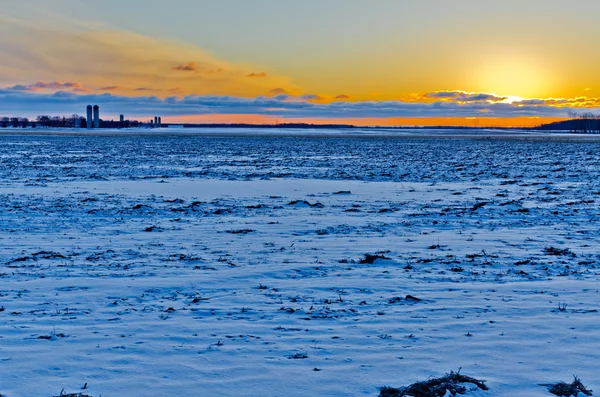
1,132 -> 599,396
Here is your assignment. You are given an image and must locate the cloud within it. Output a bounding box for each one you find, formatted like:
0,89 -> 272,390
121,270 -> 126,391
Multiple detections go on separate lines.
8,81 -> 84,92
426,91 -> 507,102
301,94 -> 323,101
335,94 -> 351,100
172,62 -> 226,75
426,91 -> 458,99
269,88 -> 289,95
514,99 -> 546,106
248,72 -> 268,78
100,86 -> 119,91
0,17 -> 298,98
510,97 -> 600,107
172,62 -> 198,72
1,89 -> 597,120
7,84 -> 30,91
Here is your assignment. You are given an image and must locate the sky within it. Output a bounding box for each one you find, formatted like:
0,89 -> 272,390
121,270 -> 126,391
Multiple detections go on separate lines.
1,0 -> 600,127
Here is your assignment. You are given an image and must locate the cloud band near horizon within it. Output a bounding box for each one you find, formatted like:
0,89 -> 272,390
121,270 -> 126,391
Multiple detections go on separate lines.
0,88 -> 598,125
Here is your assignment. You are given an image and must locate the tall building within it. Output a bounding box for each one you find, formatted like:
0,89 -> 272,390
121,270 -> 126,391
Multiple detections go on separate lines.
86,105 -> 93,129
120,114 -> 124,123
158,117 -> 162,127
93,105 -> 100,128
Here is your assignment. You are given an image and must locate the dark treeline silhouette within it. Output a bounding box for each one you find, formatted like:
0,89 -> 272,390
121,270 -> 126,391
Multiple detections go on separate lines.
2,119 -> 517,131
173,123 -> 356,129
536,112 -> 600,134
1,117 -> 30,128
100,120 -> 140,128
2,115 -> 600,133
35,115 -> 81,128
0,115 -> 141,129
170,123 -> 519,130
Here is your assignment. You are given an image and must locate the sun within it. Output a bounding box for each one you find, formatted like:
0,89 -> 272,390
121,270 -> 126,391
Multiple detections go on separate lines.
476,55 -> 549,99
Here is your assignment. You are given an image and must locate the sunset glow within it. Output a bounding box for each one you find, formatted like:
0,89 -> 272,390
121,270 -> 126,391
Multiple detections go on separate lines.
167,115 -> 568,129
477,58 -> 547,99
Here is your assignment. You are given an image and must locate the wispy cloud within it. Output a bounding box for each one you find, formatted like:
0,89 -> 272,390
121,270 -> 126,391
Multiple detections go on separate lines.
426,91 -> 507,102
269,88 -> 289,95
172,62 -> 198,72
0,17 -> 298,98
301,94 -> 324,102
8,81 -> 85,92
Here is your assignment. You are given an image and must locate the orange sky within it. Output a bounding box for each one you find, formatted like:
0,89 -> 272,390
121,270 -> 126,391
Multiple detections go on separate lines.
166,115 -> 568,129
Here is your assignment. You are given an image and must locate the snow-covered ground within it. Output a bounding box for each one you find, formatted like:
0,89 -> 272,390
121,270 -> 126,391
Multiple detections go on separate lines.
2,126 -> 600,140
1,132 -> 599,396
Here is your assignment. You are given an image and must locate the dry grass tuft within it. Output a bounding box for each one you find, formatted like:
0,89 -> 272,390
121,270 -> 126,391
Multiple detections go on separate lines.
380,370 -> 488,397
53,393 -> 93,397
549,376 -> 592,396
360,253 -> 390,264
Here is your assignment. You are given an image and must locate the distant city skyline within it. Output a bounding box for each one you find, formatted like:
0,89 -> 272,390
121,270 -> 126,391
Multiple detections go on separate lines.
1,1 -> 600,127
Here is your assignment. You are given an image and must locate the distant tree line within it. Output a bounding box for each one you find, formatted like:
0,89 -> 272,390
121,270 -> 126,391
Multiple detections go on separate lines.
101,119 -> 141,128
0,115 -> 142,129
0,115 -> 85,128
537,112 -> 600,134
177,122 -> 356,129
5,116 -> 598,133
35,115 -> 82,128
1,117 -> 30,128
